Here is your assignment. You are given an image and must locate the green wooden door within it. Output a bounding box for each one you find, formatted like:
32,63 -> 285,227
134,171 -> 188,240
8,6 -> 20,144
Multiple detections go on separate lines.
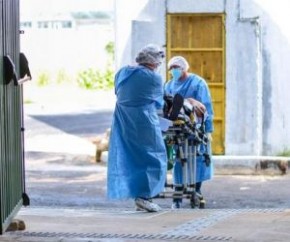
167,14 -> 225,154
0,0 -> 28,234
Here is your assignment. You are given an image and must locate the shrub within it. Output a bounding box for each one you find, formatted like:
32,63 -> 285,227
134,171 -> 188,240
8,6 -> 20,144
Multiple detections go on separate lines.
77,66 -> 114,90
36,71 -> 50,86
77,41 -> 115,90
277,148 -> 290,157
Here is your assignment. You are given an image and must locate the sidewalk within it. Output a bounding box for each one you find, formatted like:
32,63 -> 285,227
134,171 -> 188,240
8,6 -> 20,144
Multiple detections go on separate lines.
1,206 -> 290,242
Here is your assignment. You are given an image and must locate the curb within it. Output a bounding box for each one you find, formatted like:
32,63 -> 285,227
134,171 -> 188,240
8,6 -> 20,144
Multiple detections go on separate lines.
213,156 -> 290,175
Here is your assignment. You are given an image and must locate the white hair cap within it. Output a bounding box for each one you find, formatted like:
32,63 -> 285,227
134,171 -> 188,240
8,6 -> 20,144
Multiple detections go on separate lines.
135,44 -> 165,65
167,56 -> 189,71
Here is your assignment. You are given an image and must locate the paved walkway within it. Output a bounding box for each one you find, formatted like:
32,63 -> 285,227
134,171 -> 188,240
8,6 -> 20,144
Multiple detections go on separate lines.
1,206 -> 290,242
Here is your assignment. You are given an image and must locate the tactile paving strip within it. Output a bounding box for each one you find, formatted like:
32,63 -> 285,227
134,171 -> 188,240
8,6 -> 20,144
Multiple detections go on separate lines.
162,208 -> 286,236
162,210 -> 239,236
11,231 -> 233,241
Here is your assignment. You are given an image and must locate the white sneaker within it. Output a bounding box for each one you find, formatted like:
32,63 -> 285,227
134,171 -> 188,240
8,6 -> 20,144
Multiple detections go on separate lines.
135,198 -> 162,212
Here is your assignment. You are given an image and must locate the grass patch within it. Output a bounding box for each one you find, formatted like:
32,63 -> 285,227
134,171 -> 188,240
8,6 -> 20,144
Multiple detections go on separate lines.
24,99 -> 33,104
277,148 -> 290,157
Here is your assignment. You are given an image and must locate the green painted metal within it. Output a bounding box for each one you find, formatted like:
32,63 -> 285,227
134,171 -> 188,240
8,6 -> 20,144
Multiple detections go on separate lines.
0,0 -> 26,234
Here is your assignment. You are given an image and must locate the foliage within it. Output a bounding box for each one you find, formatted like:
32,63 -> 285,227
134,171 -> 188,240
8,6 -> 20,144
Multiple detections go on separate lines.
36,71 -> 50,87
35,69 -> 71,86
77,68 -> 101,89
24,98 -> 33,104
105,41 -> 114,57
34,41 -> 115,90
277,148 -> 290,157
77,67 -> 114,90
77,41 -> 115,90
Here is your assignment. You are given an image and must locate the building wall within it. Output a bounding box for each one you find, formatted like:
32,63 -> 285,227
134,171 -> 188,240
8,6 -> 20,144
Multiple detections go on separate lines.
114,0 -> 166,75
114,0 -> 290,156
225,0 -> 263,155
257,0 -> 290,155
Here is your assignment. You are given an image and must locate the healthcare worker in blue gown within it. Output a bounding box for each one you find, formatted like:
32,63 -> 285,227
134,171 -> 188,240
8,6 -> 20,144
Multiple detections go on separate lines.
107,44 -> 167,212
164,56 -> 214,209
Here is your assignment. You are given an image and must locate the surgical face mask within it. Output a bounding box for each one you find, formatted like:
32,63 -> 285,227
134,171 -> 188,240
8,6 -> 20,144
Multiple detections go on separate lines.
170,68 -> 183,81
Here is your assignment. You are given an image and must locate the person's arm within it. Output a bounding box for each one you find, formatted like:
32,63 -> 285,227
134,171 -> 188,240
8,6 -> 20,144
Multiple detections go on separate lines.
196,83 -> 214,133
153,74 -> 165,109
186,98 -> 206,117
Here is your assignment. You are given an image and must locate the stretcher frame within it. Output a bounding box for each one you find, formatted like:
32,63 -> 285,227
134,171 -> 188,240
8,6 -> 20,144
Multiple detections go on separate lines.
157,95 -> 210,208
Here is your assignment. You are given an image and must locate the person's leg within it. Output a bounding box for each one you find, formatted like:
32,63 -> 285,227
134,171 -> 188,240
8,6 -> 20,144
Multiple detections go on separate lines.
195,182 -> 202,194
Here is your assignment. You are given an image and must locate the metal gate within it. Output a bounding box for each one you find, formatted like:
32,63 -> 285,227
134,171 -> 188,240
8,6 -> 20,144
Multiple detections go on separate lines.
0,0 -> 29,234
167,14 -> 225,154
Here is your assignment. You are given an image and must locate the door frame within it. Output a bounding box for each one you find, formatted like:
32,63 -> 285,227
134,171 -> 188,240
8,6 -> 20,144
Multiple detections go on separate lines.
166,13 -> 226,154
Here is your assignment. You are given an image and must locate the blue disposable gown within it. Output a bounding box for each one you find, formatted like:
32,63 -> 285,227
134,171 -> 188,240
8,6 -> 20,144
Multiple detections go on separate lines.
107,65 -> 167,199
164,74 -> 214,183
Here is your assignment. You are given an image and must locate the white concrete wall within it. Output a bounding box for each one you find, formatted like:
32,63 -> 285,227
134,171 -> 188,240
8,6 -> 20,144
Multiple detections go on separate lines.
256,0 -> 290,155
233,0 -> 290,155
114,0 -> 147,68
167,0 -> 224,13
224,0 -> 290,155
114,0 -> 290,156
225,0 -> 263,155
114,0 -> 166,71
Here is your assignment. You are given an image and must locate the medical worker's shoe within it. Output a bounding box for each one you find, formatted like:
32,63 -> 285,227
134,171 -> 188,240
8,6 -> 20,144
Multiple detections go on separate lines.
135,198 -> 162,212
